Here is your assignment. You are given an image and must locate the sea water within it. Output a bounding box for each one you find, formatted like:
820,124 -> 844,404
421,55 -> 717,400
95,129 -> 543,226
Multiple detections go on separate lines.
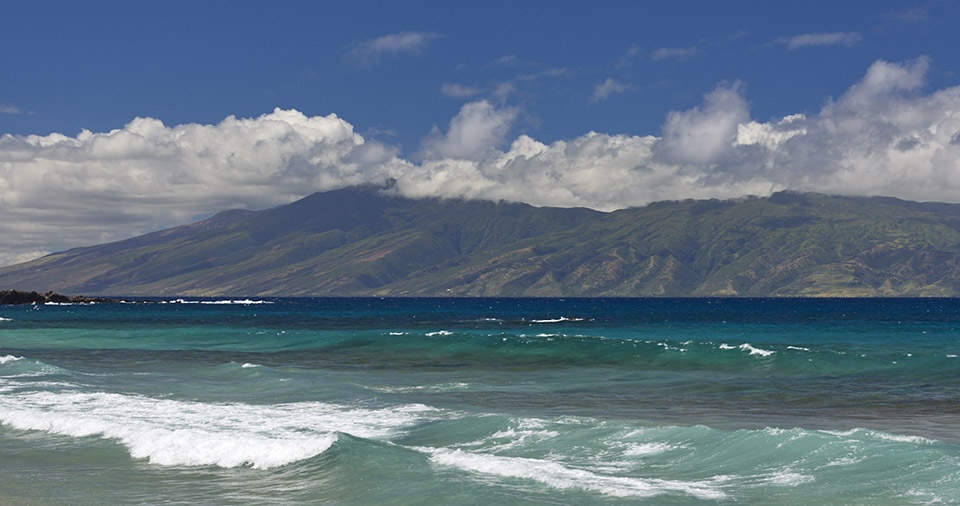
1,297 -> 959,504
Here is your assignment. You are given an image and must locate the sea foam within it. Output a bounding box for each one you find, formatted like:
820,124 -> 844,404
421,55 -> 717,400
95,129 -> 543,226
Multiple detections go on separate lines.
422,448 -> 726,500
720,343 -> 776,357
0,390 -> 435,469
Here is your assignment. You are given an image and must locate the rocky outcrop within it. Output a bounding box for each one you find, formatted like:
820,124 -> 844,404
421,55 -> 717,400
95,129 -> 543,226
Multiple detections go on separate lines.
0,290 -> 113,305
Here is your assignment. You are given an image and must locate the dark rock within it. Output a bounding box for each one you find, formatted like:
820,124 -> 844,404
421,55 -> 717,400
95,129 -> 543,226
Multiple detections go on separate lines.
0,289 -> 114,305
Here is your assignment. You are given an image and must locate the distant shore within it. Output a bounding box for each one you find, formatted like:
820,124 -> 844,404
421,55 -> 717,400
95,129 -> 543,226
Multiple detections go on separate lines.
0,289 -> 114,305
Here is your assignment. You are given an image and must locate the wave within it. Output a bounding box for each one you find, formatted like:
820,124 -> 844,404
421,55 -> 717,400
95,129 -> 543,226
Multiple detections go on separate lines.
529,317 -> 586,324
0,355 -> 22,365
0,390 -> 438,469
412,416 -> 960,502
421,447 -> 727,500
719,342 -> 776,357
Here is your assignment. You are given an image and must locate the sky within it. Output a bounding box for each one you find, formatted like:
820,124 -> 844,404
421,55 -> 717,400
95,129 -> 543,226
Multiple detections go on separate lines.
2,0 -> 960,266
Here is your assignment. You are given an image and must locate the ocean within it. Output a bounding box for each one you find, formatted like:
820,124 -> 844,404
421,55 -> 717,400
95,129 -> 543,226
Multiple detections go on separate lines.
1,297 -> 959,504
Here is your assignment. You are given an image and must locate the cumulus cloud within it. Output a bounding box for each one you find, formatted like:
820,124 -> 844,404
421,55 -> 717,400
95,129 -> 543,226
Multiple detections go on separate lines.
346,31 -> 441,67
419,100 -> 518,160
0,108 -> 408,264
591,78 -> 632,102
4,57 -> 960,266
655,81 -> 750,165
778,32 -> 861,50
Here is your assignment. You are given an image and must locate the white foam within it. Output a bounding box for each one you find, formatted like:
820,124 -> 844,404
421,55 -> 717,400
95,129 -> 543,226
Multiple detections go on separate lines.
530,317 -> 585,323
622,442 -> 676,457
240,363 -> 260,368
0,391 -> 436,469
0,355 -> 23,365
720,343 -> 775,357
368,382 -> 471,394
162,299 -> 271,305
0,316 -> 12,321
762,470 -> 815,486
822,428 -> 935,445
200,299 -> 273,305
478,418 -> 560,452
426,330 -> 453,337
422,448 -> 726,500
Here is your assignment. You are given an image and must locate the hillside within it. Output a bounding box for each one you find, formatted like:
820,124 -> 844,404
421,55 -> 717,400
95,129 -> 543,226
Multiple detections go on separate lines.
3,186 -> 960,297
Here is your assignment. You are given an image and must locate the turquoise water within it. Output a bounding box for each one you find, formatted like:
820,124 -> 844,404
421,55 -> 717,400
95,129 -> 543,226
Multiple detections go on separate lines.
1,297 -> 959,504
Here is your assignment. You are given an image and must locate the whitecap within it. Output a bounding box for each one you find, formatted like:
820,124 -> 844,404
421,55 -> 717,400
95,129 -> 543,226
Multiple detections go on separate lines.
426,330 -> 454,337
421,448 -> 726,500
822,428 -> 935,445
530,317 -> 585,324
200,299 -> 273,305
0,391 -> 437,469
720,343 -> 775,357
622,442 -> 677,457
368,382 -> 471,394
0,316 -> 12,321
0,355 -> 23,365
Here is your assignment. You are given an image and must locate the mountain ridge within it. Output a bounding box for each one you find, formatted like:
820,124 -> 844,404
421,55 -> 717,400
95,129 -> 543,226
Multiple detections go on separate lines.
4,186 -> 960,297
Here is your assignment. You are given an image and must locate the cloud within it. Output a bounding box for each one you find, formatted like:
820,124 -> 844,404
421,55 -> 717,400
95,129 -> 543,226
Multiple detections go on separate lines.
0,109 -> 408,264
346,31 -> 441,67
616,44 -> 643,68
591,78 -> 632,102
0,104 -> 22,115
492,54 -> 519,66
655,81 -> 750,165
419,100 -> 518,160
778,32 -> 861,50
887,7 -> 929,24
4,57 -> 960,267
650,46 -> 701,61
440,83 -> 482,98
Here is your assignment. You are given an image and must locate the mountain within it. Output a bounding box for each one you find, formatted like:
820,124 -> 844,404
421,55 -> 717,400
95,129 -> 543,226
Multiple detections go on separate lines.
4,186 -> 960,297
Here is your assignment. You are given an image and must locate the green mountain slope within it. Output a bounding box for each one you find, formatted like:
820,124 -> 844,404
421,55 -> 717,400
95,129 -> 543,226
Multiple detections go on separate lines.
4,187 -> 960,297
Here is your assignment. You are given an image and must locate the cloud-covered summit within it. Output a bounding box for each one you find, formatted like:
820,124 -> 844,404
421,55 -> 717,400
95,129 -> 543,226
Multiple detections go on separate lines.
1,58 -> 959,266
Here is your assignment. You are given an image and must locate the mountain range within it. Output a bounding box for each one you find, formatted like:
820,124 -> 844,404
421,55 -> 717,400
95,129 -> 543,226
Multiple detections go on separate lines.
4,186 -> 960,297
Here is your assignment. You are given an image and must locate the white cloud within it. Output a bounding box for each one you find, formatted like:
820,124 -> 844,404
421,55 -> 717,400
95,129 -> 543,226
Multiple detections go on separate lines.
616,44 -> 643,68
440,83 -> 482,98
346,31 -> 441,67
779,32 -> 861,50
419,100 -> 517,160
650,46 -> 701,61
0,104 -> 22,115
4,58 -> 960,267
655,81 -> 750,165
0,108 -> 408,264
591,78 -> 632,102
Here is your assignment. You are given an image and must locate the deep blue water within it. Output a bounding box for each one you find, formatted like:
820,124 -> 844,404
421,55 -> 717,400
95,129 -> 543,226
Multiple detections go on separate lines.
1,297 -> 959,504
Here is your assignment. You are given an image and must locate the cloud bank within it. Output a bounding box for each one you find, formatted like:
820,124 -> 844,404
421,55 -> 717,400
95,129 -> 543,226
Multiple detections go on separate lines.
2,57 -> 960,265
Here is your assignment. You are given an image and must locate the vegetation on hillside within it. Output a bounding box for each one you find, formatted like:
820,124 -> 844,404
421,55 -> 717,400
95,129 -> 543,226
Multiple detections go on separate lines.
3,187 -> 960,297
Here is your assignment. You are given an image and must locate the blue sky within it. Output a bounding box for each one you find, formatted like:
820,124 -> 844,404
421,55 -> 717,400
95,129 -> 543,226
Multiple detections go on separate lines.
2,0 -> 960,265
